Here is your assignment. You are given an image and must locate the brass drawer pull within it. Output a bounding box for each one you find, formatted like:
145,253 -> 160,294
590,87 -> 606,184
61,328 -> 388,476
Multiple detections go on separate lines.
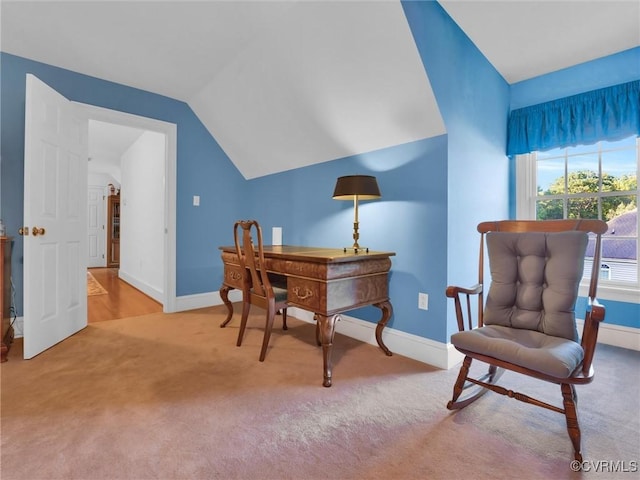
293,286 -> 314,300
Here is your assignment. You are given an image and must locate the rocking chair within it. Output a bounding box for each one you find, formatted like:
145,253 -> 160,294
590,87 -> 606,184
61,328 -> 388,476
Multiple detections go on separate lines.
446,219 -> 608,461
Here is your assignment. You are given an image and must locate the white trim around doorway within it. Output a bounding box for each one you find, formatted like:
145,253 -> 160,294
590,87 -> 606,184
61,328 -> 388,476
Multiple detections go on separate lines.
74,102 -> 178,313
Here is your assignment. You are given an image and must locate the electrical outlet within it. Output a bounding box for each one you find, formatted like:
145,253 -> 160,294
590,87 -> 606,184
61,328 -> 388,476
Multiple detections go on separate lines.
418,292 -> 429,310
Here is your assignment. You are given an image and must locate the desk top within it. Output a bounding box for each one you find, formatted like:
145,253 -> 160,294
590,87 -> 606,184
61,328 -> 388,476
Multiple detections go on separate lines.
219,245 -> 395,264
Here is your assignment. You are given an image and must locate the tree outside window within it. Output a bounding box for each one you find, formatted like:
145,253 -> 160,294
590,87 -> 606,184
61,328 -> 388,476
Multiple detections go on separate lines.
533,136 -> 638,284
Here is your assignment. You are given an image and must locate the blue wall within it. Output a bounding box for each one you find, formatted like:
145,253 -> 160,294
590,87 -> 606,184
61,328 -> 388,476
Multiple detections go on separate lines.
402,1 -> 511,339
510,47 -> 640,110
245,135 -> 449,340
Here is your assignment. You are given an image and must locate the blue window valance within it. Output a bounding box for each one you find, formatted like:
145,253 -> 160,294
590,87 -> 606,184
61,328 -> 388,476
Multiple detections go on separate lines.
507,80 -> 640,156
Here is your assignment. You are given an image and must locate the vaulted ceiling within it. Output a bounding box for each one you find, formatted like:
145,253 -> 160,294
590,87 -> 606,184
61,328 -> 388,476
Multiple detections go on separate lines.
2,1 -> 638,178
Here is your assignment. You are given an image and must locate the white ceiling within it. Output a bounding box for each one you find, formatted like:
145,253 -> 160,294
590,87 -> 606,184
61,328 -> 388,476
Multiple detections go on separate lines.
2,1 -> 638,178
87,120 -> 144,178
440,0 -> 639,84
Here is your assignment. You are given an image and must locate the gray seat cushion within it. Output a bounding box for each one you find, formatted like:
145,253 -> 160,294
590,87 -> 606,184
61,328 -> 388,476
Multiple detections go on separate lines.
250,286 -> 288,303
483,230 -> 588,341
452,325 -> 584,378
273,286 -> 288,303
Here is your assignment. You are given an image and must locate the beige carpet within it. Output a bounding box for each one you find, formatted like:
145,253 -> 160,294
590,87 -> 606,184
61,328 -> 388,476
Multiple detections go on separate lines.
1,306 -> 638,480
87,271 -> 108,296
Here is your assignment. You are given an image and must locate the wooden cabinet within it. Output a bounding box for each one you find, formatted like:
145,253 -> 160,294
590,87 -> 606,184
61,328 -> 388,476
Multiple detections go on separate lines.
1,237 -> 13,362
107,195 -> 120,267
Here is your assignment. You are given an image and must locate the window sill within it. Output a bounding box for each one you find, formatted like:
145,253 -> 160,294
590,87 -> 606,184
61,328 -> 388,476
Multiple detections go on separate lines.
579,283 -> 639,304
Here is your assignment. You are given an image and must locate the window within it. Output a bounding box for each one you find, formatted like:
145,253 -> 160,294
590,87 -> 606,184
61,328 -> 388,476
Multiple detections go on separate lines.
517,136 -> 639,299
600,263 -> 611,281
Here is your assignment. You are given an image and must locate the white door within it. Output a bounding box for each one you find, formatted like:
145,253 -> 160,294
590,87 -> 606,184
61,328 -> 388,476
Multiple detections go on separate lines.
87,186 -> 105,267
23,74 -> 88,359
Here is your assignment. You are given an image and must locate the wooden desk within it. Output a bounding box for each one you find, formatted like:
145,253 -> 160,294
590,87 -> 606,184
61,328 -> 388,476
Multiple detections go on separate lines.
218,245 -> 395,387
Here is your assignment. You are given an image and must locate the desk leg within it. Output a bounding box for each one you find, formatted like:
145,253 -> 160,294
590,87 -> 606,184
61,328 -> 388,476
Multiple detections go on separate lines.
316,313 -> 340,387
374,300 -> 393,356
219,285 -> 234,328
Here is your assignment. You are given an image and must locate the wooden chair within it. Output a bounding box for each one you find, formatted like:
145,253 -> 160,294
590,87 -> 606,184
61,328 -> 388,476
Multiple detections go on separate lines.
234,220 -> 288,361
446,219 -> 608,461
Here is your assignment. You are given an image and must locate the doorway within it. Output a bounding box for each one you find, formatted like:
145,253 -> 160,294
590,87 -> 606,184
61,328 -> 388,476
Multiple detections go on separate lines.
76,101 -> 178,313
86,119 -> 167,322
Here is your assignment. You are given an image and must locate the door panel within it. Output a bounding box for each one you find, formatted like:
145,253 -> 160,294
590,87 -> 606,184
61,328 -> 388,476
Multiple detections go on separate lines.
87,187 -> 105,267
23,74 -> 88,359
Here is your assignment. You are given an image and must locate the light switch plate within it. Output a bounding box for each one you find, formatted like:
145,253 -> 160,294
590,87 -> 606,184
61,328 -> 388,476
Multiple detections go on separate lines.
418,292 -> 429,310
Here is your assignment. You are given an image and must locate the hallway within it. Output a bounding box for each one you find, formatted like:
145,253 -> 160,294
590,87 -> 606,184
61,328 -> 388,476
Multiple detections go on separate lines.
88,268 -> 162,323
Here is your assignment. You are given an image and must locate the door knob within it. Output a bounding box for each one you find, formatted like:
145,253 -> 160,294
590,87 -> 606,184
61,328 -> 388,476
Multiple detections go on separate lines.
18,227 -> 29,236
32,226 -> 45,236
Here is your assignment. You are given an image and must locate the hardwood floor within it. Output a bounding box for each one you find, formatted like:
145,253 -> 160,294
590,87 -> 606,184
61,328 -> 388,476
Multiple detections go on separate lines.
88,268 -> 162,323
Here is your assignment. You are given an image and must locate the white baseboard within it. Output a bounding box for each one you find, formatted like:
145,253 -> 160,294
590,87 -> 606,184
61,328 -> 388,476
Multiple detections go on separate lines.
12,316 -> 24,338
173,289 -> 242,312
288,307 -> 462,370
118,271 -> 163,304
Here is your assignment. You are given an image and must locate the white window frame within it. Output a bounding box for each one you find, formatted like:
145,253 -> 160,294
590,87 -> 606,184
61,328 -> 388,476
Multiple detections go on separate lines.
600,263 -> 611,281
516,139 -> 640,304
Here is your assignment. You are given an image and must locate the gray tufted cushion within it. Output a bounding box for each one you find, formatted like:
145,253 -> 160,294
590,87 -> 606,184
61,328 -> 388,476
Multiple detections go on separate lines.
451,325 -> 584,378
483,230 -> 588,342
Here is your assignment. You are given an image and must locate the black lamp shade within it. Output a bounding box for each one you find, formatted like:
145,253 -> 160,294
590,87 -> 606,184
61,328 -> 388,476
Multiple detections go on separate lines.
332,175 -> 381,200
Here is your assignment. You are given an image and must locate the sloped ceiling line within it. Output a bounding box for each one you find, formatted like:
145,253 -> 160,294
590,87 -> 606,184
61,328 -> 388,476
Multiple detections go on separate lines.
188,1 -> 446,179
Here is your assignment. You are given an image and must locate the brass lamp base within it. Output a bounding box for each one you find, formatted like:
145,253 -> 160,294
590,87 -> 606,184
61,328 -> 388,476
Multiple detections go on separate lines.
342,222 -> 371,253
343,246 -> 370,254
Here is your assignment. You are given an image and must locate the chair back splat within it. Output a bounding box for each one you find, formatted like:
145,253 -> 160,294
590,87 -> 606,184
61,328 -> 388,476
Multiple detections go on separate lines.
234,220 -> 289,362
446,219 -> 608,462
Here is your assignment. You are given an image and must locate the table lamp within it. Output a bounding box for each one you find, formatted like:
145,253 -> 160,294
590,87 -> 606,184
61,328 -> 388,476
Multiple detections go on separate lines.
333,175 -> 381,253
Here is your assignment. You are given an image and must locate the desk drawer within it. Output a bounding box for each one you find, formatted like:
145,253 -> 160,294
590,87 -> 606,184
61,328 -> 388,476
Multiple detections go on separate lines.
288,274 -> 389,314
288,278 -> 323,311
223,264 -> 245,289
